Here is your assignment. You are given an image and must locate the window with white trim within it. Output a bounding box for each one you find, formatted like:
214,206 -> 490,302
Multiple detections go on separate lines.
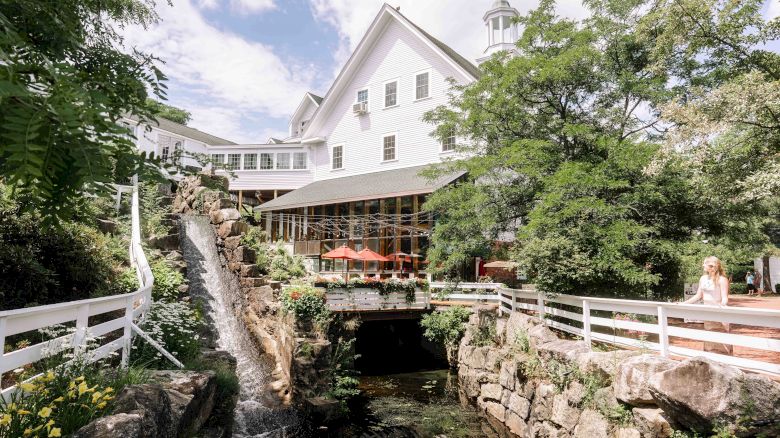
293,152 -> 307,169
384,81 -> 397,107
227,153 -> 241,170
276,153 -> 291,169
159,134 -> 172,162
244,153 -> 257,170
211,154 -> 225,166
357,89 -> 368,104
260,153 -> 274,170
415,72 -> 430,100
383,135 -> 396,161
332,145 -> 343,170
442,130 -> 456,152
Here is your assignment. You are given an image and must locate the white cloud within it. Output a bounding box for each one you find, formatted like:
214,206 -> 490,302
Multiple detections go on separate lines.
766,0 -> 780,20
308,0 -> 590,76
124,0 -> 312,121
195,0 -> 276,14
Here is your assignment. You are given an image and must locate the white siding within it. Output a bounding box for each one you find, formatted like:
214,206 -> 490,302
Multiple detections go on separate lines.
289,98 -> 318,138
209,146 -> 314,191
132,123 -> 210,170
311,20 -> 467,181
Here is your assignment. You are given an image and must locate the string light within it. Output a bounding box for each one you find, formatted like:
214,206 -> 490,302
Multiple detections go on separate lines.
264,211 -> 434,240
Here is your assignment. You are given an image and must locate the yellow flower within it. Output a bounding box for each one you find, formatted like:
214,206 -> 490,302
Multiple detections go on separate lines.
7,403 -> 17,412
19,382 -> 36,392
49,428 -> 62,437
53,397 -> 64,403
96,402 -> 107,409
0,414 -> 11,426
104,387 -> 114,394
45,371 -> 55,381
75,376 -> 85,382
91,392 -> 102,404
68,382 -> 75,390
17,409 -> 31,415
77,381 -> 88,395
23,428 -> 33,436
46,420 -> 54,427
38,407 -> 52,418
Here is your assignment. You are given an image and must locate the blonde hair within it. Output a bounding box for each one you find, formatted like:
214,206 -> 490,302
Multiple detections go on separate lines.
703,256 -> 727,280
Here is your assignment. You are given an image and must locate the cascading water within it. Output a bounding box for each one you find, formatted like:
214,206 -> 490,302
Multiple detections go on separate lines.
179,216 -> 302,437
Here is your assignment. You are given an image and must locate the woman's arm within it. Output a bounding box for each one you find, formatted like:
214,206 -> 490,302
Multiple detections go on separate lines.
683,281 -> 703,304
720,277 -> 729,306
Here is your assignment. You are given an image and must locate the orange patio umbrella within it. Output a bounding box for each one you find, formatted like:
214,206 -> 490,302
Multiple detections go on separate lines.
357,248 -> 390,276
322,244 -> 364,280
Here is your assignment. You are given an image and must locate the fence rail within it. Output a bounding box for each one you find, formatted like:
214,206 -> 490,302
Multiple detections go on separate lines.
432,285 -> 780,376
0,179 -> 177,401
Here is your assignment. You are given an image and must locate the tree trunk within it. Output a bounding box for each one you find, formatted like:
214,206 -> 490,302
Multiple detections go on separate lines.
763,255 -> 773,292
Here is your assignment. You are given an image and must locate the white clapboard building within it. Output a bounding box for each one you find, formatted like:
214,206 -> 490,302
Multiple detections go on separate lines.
128,1 -> 522,276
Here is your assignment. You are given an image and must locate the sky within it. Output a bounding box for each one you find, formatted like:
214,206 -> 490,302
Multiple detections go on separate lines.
122,0 -> 780,144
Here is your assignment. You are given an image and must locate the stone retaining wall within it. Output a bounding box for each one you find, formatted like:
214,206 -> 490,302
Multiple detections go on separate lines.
457,306 -> 780,437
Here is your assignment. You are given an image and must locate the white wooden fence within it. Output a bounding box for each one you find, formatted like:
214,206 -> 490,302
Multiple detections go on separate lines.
0,181 -> 181,401
324,288 -> 431,312
434,286 -> 780,376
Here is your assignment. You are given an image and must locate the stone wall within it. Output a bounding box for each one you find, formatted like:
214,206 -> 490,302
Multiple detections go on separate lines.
457,306 -> 780,437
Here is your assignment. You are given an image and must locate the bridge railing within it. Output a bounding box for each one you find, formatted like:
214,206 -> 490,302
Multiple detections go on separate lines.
0,179 -> 179,401
496,287 -> 780,376
325,289 -> 431,312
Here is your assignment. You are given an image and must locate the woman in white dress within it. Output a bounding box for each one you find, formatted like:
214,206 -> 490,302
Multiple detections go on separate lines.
682,256 -> 732,355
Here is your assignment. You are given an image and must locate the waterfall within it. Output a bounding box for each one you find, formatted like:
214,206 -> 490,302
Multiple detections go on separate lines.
179,216 -> 303,437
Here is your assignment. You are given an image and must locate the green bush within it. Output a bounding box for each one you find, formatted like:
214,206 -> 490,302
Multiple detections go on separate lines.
150,260 -> 184,301
280,285 -> 328,322
132,301 -> 201,368
420,306 -> 471,366
240,227 -> 270,271
269,242 -> 306,282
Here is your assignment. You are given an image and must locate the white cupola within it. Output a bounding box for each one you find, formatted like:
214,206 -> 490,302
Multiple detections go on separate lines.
476,0 -> 520,64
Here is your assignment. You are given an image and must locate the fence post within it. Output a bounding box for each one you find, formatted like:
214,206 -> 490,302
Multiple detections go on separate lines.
582,300 -> 591,349
73,304 -> 90,356
0,317 -> 6,375
537,292 -> 545,322
657,305 -> 669,358
511,289 -> 517,313
121,296 -> 134,368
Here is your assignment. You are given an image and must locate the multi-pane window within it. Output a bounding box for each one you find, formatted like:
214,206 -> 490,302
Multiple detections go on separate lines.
173,141 -> 182,165
211,154 -> 225,166
227,153 -> 241,170
442,130 -> 456,152
276,153 -> 291,169
293,152 -> 307,169
416,72 -> 429,100
357,89 -> 368,105
260,153 -> 274,170
159,134 -> 172,161
244,153 -> 257,170
384,81 -> 397,107
332,145 -> 343,170
383,135 -> 396,161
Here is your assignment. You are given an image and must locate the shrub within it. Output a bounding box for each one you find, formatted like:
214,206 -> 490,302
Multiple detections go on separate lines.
150,260 -> 185,301
420,306 -> 471,367
268,242 -> 306,282
280,285 -> 328,322
470,323 -> 497,347
132,301 -> 201,368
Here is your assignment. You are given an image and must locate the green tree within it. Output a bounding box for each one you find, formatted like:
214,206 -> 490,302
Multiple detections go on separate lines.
422,0 -> 770,298
146,98 -> 192,125
0,0 -> 168,221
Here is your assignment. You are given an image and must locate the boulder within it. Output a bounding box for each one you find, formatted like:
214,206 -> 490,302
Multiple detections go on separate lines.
508,393 -> 531,420
615,428 -> 642,438
240,277 -> 268,288
209,198 -> 234,212
536,339 -> 591,363
529,382 -> 556,425
527,324 -> 559,348
209,208 -> 241,225
505,411 -> 529,437
74,385 -> 174,438
149,234 -> 180,251
648,357 -> 780,436
304,397 -> 343,425
573,409 -> 609,438
499,359 -> 518,390
240,264 -> 261,277
613,354 -> 677,405
479,382 -> 503,402
149,371 -> 217,437
96,218 -> 118,235
550,393 -> 581,430
484,401 -> 506,423
234,246 -> 256,263
505,311 -> 541,343
217,220 -> 248,238
632,407 -> 672,438
575,350 -> 639,383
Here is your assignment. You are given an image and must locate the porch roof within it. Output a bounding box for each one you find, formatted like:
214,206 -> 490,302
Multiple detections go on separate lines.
256,164 -> 465,212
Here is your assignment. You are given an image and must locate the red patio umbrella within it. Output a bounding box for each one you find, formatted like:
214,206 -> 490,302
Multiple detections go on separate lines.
357,248 -> 390,276
322,244 -> 363,280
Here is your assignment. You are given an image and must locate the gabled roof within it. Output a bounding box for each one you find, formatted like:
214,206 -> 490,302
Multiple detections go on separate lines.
126,114 -> 236,145
302,3 -> 480,139
256,164 -> 466,212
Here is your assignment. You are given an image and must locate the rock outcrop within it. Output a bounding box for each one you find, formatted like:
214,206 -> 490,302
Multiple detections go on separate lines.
74,371 -> 217,438
456,308 -> 780,437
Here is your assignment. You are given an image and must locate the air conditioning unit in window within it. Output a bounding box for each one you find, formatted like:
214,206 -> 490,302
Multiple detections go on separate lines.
352,102 -> 367,115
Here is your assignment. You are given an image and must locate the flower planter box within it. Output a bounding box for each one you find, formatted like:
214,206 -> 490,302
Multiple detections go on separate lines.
322,287 -> 428,311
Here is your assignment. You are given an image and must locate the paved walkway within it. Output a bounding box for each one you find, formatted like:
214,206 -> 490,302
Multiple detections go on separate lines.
669,294 -> 780,366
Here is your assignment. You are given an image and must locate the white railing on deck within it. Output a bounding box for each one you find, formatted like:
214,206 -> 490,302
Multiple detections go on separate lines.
325,289 -> 431,312
433,285 -> 780,376
0,179 -> 179,401
429,281 -> 505,292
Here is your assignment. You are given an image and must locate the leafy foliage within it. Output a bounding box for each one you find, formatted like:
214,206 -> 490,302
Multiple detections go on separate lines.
146,99 -> 191,125
0,0 -> 168,221
420,306 -> 471,366
150,260 -> 185,301
132,301 -> 201,368
280,285 -> 329,322
423,0 -> 778,297
268,242 -> 307,281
